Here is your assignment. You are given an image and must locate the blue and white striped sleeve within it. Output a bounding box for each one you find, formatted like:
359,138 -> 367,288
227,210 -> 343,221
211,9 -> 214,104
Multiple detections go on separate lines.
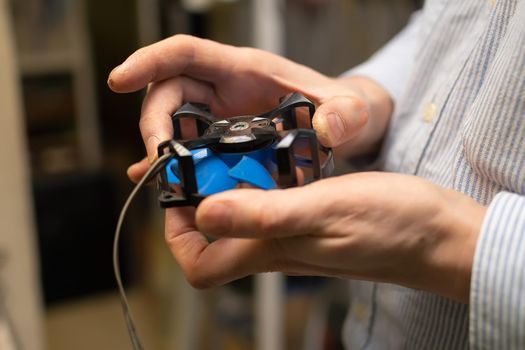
470,192 -> 525,349
341,11 -> 422,103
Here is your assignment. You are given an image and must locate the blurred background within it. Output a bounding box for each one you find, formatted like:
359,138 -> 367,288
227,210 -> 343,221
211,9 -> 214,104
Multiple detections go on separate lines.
0,0 -> 420,349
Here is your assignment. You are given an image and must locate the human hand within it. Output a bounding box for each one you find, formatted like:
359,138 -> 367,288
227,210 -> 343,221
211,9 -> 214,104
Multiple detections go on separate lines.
164,172 -> 486,302
107,35 -> 393,182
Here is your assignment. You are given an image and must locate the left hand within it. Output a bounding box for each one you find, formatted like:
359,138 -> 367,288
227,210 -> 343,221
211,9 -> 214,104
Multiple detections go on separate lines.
164,172 -> 487,302
107,36 -> 393,182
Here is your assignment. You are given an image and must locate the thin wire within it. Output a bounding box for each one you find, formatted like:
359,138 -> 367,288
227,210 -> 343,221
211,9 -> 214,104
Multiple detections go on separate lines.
0,296 -> 22,350
0,250 -> 23,350
113,153 -> 172,350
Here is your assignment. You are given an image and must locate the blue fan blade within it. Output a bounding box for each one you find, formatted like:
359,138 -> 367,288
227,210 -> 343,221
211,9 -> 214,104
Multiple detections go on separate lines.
196,156 -> 238,195
166,147 -> 276,193
219,147 -> 274,167
228,156 -> 277,190
166,148 -> 212,185
218,153 -> 243,168
166,158 -> 181,184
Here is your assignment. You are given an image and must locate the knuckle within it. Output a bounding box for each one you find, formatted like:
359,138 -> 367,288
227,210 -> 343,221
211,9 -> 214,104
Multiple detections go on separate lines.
132,47 -> 149,61
345,95 -> 369,129
171,33 -> 193,42
256,192 -> 290,234
138,112 -> 152,129
238,47 -> 259,61
138,117 -> 154,138
171,34 -> 196,66
268,238 -> 288,265
171,34 -> 192,51
172,253 -> 216,289
253,206 -> 278,234
138,111 -> 162,135
262,239 -> 292,274
164,227 -> 221,290
346,95 -> 369,119
347,94 -> 366,110
185,258 -> 223,290
185,270 -> 214,290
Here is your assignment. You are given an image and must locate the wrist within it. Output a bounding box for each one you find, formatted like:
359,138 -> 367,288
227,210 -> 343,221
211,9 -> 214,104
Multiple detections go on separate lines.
422,189 -> 487,302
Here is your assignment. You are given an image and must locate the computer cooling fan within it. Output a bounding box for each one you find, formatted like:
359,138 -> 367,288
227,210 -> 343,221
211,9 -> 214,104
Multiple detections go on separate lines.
157,93 -> 334,207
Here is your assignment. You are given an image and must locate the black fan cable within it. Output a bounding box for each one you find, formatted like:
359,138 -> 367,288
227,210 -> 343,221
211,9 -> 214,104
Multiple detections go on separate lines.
113,153 -> 172,350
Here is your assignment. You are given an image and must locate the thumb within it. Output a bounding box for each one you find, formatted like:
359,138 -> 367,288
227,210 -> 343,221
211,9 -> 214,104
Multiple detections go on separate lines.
312,95 -> 369,147
126,157 -> 150,183
195,187 -> 327,238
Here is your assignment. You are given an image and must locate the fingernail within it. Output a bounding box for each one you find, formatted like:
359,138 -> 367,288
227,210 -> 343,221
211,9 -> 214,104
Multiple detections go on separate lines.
200,202 -> 232,235
326,112 -> 345,143
147,136 -> 160,163
107,65 -> 121,88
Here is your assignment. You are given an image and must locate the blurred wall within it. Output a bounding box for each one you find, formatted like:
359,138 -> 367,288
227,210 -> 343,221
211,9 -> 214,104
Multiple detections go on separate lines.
0,0 -> 45,349
286,0 -> 416,76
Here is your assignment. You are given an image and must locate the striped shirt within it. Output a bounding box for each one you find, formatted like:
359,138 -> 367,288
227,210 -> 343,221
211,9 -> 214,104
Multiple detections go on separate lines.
342,0 -> 525,349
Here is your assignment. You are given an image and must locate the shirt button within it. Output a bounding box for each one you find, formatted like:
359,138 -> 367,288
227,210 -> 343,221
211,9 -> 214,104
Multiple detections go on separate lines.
353,302 -> 368,321
423,102 -> 437,123
490,0 -> 497,6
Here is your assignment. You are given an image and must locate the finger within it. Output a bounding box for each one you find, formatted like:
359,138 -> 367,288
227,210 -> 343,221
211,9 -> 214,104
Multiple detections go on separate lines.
164,208 -> 277,288
127,157 -> 149,183
195,186 -> 329,238
108,34 -> 237,93
276,254 -> 354,279
140,76 -> 214,161
312,95 -> 369,147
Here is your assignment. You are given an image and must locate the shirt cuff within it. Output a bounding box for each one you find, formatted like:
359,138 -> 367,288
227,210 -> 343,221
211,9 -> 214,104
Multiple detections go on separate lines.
470,192 -> 525,349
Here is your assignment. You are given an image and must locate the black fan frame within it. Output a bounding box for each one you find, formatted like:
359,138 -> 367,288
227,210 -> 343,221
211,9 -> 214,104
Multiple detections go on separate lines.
157,93 -> 334,207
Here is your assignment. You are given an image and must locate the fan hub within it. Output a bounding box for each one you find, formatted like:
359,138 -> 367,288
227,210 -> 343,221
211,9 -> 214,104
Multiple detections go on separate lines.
230,121 -> 250,131
203,116 -> 276,152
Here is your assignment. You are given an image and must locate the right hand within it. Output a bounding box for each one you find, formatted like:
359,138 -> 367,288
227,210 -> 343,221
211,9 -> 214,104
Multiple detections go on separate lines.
107,35 -> 393,182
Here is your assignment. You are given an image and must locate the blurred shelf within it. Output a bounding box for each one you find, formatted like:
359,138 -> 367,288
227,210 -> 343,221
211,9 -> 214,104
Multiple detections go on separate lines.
12,0 -> 102,173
